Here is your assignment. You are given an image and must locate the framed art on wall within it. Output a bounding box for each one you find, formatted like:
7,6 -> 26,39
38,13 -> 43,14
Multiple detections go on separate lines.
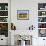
17,10 -> 29,20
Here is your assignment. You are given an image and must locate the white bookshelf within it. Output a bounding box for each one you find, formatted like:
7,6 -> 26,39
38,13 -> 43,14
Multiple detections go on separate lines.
0,3 -> 8,38
38,3 -> 46,37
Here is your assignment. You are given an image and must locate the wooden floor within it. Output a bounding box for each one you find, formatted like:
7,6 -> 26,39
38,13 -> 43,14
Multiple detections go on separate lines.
0,45 -> 8,46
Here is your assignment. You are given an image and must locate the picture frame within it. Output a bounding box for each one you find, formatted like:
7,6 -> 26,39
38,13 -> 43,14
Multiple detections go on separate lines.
17,10 -> 29,20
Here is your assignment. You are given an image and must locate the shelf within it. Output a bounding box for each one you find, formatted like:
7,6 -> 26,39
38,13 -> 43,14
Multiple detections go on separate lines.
0,22 -> 8,23
38,22 -> 46,23
38,28 -> 46,29
38,10 -> 46,11
0,10 -> 8,11
0,3 -> 8,37
0,16 -> 8,17
38,3 -> 46,37
38,15 -> 46,17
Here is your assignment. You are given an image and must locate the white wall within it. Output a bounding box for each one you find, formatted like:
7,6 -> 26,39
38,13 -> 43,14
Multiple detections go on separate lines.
11,0 -> 38,30
11,0 -> 46,30
11,0 -> 46,46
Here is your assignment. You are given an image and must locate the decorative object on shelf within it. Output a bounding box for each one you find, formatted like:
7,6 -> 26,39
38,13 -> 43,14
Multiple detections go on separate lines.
42,11 -> 46,16
38,11 -> 46,16
0,17 -> 8,22
0,11 -> 8,16
38,3 -> 46,10
11,23 -> 16,30
38,17 -> 42,22
29,25 -> 35,30
39,29 -> 46,37
0,23 -> 8,37
40,8 -> 45,10
0,23 -> 8,30
38,17 -> 46,22
42,12 -> 45,15
0,3 -> 8,10
5,6 -> 8,10
45,6 -> 46,10
0,6 -> 1,10
17,10 -> 29,20
38,23 -> 46,28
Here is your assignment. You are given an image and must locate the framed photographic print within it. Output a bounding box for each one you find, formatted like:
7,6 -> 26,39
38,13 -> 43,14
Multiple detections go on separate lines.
17,10 -> 29,20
